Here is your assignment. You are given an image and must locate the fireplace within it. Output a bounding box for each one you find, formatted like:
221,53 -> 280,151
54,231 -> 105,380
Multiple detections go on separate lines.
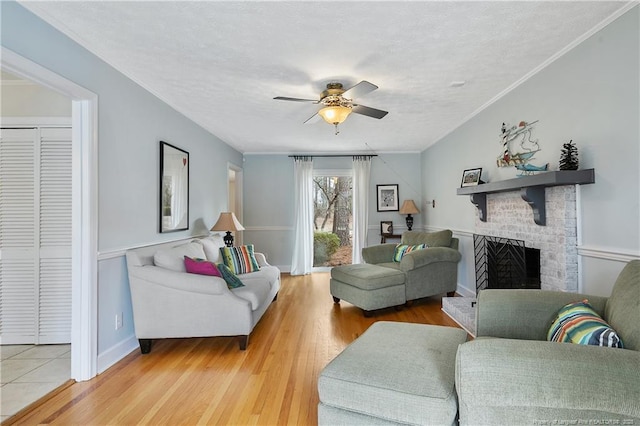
474,235 -> 541,293
473,186 -> 579,293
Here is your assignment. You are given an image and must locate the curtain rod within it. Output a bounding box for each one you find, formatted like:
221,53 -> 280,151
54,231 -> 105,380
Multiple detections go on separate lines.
288,154 -> 377,158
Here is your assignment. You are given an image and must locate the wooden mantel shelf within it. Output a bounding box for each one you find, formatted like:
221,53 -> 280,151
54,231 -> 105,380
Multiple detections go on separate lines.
456,169 -> 595,225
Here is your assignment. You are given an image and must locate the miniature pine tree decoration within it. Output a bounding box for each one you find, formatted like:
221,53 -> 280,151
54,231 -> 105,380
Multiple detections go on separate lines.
559,140 -> 579,170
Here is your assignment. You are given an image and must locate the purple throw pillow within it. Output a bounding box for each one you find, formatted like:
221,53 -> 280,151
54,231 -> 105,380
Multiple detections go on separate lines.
184,256 -> 222,277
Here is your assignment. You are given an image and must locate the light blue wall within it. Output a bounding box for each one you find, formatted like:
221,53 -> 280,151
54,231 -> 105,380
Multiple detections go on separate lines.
369,154 -> 425,244
242,155 -> 295,268
243,153 -> 422,270
421,6 -> 639,297
1,2 -> 242,360
5,0 -> 637,370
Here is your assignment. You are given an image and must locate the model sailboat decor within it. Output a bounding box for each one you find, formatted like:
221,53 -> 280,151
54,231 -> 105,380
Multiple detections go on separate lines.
497,120 -> 548,176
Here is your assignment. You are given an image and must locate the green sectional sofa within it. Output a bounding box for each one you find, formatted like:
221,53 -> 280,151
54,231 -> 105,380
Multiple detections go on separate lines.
319,260 -> 640,425
456,259 -> 640,424
361,230 -> 461,302
330,230 -> 461,316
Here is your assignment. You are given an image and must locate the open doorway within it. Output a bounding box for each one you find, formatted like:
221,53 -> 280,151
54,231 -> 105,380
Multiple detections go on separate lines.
1,73 -> 73,344
1,47 -> 99,386
228,163 -> 243,245
0,70 -> 74,420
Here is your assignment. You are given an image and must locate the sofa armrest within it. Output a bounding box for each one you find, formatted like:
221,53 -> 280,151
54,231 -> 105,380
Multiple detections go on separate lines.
399,247 -> 461,271
456,339 -> 640,422
476,289 -> 608,340
362,244 -> 396,264
254,252 -> 269,267
128,265 -> 228,295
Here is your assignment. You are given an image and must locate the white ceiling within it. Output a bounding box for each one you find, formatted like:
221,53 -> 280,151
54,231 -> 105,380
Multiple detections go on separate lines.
20,1 -> 629,154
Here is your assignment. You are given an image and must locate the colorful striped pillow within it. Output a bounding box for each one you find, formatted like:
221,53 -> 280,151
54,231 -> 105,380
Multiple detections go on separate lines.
220,244 -> 261,274
547,299 -> 624,348
393,244 -> 427,262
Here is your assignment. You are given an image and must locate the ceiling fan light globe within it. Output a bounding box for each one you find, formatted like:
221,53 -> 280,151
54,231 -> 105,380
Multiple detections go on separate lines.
318,105 -> 352,125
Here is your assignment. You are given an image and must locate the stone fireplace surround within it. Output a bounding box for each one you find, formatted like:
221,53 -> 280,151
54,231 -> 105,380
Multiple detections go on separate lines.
474,186 -> 578,293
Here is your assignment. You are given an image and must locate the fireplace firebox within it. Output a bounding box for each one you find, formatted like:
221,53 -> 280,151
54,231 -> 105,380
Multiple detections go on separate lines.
474,234 -> 540,294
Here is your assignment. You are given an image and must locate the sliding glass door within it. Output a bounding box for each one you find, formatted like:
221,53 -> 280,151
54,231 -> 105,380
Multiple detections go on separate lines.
312,171 -> 352,267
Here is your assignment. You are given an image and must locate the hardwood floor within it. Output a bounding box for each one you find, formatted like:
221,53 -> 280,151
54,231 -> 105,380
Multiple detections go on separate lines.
6,272 -> 462,425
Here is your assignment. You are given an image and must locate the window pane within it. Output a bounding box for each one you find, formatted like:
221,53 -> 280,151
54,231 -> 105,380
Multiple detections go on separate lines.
313,176 -> 352,266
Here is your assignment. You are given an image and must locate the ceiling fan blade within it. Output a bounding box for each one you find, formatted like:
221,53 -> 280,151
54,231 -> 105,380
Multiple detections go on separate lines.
274,96 -> 319,103
352,104 -> 388,119
304,113 -> 322,124
342,80 -> 378,99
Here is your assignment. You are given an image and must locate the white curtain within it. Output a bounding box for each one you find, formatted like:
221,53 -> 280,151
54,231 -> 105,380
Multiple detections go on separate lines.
352,156 -> 372,264
291,156 -> 314,275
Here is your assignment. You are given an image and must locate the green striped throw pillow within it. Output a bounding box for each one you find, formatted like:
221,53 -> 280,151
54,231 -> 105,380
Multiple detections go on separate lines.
393,244 -> 427,262
547,299 -> 623,348
216,263 -> 245,289
220,244 -> 260,275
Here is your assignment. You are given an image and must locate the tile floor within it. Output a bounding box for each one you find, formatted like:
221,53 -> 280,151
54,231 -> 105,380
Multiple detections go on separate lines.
1,344 -> 71,422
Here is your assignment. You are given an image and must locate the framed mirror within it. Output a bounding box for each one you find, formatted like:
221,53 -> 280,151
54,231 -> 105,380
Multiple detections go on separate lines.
159,141 -> 189,233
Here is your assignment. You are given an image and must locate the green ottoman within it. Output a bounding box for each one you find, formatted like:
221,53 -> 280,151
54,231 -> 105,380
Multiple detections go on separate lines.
330,264 -> 406,315
318,321 -> 468,425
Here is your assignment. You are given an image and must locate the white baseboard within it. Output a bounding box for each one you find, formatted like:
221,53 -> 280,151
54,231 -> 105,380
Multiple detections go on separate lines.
276,265 -> 291,273
456,282 -> 476,298
97,334 -> 139,374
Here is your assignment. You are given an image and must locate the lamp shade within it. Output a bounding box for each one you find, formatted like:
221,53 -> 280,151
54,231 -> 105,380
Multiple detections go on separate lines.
318,105 -> 352,124
210,212 -> 245,232
399,200 -> 420,215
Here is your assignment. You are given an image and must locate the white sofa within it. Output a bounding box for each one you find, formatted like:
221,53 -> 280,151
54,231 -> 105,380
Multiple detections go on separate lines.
125,234 -> 280,352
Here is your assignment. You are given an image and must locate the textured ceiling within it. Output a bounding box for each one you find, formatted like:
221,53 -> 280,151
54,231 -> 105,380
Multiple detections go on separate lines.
20,1 -> 628,154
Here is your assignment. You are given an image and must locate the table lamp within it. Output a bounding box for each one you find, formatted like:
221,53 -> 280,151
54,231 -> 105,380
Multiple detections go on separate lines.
399,200 -> 419,231
210,212 -> 244,247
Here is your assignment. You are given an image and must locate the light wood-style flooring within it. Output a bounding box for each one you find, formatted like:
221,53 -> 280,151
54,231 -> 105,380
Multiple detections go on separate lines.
6,272 -> 461,425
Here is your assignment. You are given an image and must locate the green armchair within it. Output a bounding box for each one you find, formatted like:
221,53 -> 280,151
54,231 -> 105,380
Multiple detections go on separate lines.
361,230 -> 462,301
455,259 -> 640,424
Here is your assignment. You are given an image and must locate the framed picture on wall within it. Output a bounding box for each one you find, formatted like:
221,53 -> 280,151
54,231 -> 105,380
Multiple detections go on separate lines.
461,168 -> 483,187
377,184 -> 399,211
380,221 -> 393,236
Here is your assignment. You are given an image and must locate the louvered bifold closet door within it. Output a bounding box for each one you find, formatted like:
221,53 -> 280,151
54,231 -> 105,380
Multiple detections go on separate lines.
0,127 -> 72,344
0,128 -> 38,344
38,128 -> 72,344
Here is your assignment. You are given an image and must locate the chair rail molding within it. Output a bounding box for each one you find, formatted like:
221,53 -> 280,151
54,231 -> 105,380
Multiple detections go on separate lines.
98,234 -> 209,261
577,246 -> 640,263
244,226 -> 294,232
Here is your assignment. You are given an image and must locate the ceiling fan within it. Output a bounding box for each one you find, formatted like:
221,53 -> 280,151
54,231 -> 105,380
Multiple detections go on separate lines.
274,80 -> 388,134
